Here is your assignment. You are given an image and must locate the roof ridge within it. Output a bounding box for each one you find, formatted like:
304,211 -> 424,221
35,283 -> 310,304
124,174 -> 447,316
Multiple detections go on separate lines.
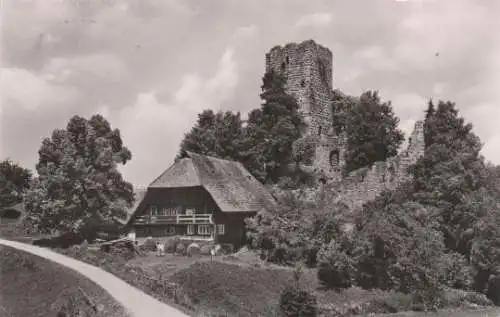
148,157 -> 188,187
186,151 -> 240,164
187,153 -> 204,187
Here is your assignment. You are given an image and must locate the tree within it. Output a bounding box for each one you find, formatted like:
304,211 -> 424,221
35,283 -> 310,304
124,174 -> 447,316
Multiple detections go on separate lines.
343,91 -> 404,174
24,114 -> 134,234
330,89 -> 357,135
317,239 -> 356,289
279,264 -> 317,317
240,71 -> 306,182
177,110 -> 244,161
348,189 -> 470,309
469,192 -> 500,292
292,135 -> 318,166
410,100 -> 489,256
0,159 -> 32,208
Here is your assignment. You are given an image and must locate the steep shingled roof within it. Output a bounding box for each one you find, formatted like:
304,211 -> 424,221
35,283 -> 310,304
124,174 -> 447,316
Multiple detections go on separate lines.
148,151 -> 276,213
116,187 -> 147,225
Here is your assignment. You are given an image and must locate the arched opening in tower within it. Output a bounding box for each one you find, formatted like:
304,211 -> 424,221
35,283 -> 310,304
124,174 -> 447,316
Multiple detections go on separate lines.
329,149 -> 340,168
318,126 -> 322,136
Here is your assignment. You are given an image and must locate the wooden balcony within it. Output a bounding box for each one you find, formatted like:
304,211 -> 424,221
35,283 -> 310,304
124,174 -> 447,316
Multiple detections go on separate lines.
134,214 -> 213,225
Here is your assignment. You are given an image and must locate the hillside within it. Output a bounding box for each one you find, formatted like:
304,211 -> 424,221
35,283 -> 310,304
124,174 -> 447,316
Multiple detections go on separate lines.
0,245 -> 128,317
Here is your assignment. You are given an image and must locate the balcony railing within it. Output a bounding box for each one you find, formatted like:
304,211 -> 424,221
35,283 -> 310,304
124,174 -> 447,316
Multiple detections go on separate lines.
134,214 -> 213,225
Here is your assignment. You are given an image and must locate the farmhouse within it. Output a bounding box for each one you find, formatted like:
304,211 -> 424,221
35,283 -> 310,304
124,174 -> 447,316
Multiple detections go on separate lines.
125,151 -> 277,249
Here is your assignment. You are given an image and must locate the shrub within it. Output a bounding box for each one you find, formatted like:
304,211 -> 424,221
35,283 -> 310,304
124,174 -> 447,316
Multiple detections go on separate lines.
439,252 -> 473,290
486,275 -> 500,306
316,241 -> 355,289
279,287 -> 317,317
187,243 -> 201,257
219,244 -> 234,255
164,237 -> 181,253
142,238 -> 157,252
176,243 -> 186,255
200,245 -> 212,255
443,289 -> 493,307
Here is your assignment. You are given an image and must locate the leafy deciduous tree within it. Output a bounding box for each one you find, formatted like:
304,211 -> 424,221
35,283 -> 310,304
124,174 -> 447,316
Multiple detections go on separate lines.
0,159 -> 32,208
411,100 -> 489,257
24,114 -> 134,233
177,110 -> 244,161
240,71 -> 306,182
343,91 -> 404,174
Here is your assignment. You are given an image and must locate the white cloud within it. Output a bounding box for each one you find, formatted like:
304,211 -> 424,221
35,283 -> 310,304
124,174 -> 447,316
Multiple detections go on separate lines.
1,67 -> 79,111
116,47 -> 239,185
42,53 -> 127,84
234,25 -> 258,39
2,0 -> 499,185
352,46 -> 398,72
482,134 -> 500,165
391,93 -> 426,121
295,13 -> 332,28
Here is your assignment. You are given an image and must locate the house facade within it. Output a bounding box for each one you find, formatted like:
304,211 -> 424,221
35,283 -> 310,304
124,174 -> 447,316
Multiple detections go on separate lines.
125,151 -> 276,249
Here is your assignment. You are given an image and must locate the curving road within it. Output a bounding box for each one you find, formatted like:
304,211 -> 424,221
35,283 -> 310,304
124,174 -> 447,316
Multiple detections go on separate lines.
0,238 -> 192,317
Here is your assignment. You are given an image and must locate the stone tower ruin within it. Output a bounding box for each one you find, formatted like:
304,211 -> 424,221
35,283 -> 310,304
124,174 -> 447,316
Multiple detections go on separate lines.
265,39 -> 346,178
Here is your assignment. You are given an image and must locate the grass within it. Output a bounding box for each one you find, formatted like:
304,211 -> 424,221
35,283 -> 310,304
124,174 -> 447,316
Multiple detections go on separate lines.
8,231 -> 498,317
131,249 -> 500,317
0,245 -> 129,317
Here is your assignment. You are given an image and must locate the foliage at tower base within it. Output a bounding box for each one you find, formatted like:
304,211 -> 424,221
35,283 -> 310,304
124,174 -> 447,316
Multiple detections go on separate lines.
317,186 -> 472,309
177,70 -> 307,184
0,159 -> 32,208
315,100 -> 500,307
245,192 -> 350,267
340,90 -> 405,174
24,114 -> 134,234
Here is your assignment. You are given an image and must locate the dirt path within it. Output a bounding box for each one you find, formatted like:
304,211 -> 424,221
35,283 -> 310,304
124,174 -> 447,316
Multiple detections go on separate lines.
0,238 -> 192,317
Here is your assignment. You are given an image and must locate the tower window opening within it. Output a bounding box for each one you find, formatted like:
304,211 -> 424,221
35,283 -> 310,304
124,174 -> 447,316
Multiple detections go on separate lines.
329,149 -> 340,167
318,126 -> 322,136
300,79 -> 306,87
286,56 -> 290,64
281,62 -> 286,71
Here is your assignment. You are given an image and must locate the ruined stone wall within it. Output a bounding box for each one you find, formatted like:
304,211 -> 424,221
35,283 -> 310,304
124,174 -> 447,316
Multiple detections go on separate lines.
325,121 -> 425,210
265,40 -> 424,194
266,40 -> 344,178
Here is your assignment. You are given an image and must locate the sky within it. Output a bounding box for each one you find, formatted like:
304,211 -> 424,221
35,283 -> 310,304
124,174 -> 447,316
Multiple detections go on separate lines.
1,0 -> 499,187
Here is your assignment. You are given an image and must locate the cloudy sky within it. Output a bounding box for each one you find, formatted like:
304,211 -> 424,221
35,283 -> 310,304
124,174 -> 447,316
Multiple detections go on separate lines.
1,0 -> 499,187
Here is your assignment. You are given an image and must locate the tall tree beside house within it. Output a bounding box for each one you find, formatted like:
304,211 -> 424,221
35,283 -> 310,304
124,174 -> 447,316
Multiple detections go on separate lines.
24,114 -> 134,234
240,70 -> 306,182
177,110 -> 245,161
343,90 -> 404,174
0,159 -> 32,208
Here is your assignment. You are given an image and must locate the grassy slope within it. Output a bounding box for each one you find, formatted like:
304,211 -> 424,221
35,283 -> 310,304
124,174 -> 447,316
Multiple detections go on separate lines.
166,258 -> 500,317
0,246 -> 128,317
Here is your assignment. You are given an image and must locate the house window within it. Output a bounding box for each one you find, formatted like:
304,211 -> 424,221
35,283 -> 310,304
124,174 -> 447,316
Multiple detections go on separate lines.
185,208 -> 195,216
163,206 -> 178,216
150,205 -> 158,216
198,224 -> 212,235
187,224 -> 195,235
216,224 -> 225,235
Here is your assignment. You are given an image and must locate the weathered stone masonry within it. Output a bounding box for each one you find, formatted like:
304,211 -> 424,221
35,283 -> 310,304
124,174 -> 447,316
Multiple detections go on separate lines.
266,40 -> 425,208
266,40 -> 346,179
